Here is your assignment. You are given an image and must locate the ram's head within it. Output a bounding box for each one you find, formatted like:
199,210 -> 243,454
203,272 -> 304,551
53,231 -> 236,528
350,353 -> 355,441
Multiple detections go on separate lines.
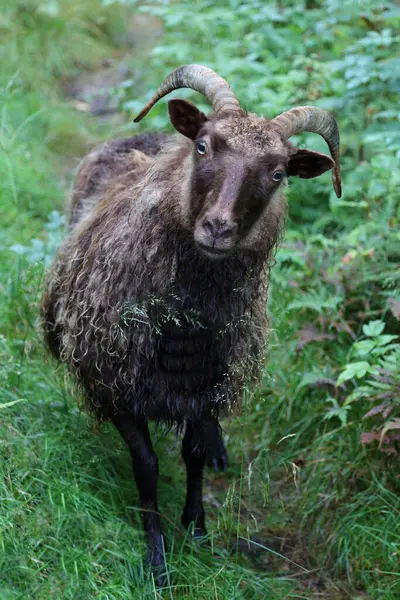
135,65 -> 341,258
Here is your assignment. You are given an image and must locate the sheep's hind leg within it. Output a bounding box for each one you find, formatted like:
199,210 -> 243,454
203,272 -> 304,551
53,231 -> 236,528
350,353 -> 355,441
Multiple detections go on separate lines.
112,413 -> 166,580
203,419 -> 228,473
181,420 -> 209,539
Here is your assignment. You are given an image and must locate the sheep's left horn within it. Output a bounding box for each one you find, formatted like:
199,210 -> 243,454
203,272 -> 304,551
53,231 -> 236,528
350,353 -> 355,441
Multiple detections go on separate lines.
133,64 -> 241,123
271,106 -> 342,198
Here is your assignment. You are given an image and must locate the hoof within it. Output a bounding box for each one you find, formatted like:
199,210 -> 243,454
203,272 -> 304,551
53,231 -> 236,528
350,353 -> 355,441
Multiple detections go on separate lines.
145,543 -> 167,588
182,520 -> 209,547
193,527 -> 210,548
151,567 -> 168,589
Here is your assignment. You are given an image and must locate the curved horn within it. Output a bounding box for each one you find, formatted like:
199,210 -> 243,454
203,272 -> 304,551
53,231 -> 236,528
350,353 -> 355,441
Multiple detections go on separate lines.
133,64 -> 240,123
271,106 -> 342,198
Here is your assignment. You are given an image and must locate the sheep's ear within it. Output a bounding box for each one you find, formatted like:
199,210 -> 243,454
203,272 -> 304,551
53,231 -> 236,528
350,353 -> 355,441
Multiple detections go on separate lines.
288,148 -> 334,179
168,99 -> 207,140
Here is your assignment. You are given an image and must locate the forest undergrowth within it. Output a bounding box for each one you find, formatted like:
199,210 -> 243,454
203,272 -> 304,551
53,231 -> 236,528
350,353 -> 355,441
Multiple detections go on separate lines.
0,1 -> 399,598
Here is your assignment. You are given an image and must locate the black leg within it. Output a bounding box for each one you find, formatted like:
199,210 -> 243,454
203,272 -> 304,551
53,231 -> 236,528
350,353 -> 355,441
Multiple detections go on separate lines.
112,413 -> 165,574
203,420 -> 228,473
181,420 -> 207,536
181,418 -> 228,537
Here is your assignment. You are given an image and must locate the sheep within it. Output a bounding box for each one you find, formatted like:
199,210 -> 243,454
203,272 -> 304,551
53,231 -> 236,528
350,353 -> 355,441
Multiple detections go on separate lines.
41,64 -> 341,579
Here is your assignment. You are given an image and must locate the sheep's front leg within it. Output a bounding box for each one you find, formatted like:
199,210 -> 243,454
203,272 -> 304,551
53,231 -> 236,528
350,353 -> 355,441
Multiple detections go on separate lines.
112,413 -> 165,575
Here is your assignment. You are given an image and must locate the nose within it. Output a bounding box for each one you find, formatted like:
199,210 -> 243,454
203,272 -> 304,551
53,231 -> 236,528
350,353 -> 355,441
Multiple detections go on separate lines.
202,217 -> 237,240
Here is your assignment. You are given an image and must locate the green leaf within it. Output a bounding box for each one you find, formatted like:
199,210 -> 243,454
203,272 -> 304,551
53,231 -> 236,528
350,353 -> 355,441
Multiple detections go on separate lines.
375,334 -> 399,347
0,398 -> 26,409
324,397 -> 351,426
362,320 -> 385,337
344,386 -> 375,404
337,361 -> 371,385
353,340 -> 376,356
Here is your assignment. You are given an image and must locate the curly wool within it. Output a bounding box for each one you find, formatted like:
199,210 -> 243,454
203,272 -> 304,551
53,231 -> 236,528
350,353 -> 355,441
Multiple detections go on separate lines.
42,135 -> 285,424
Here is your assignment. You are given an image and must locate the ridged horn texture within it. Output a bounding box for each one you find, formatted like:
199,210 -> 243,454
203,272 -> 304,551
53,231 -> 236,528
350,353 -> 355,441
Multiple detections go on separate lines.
133,64 -> 241,123
271,106 -> 342,198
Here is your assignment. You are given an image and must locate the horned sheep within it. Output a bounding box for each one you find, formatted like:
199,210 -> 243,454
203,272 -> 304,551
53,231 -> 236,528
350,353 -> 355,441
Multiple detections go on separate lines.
41,64 -> 341,579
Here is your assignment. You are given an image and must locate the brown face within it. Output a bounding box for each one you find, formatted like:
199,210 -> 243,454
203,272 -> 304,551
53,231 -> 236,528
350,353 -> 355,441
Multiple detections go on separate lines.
168,99 -> 335,259
190,125 -> 289,258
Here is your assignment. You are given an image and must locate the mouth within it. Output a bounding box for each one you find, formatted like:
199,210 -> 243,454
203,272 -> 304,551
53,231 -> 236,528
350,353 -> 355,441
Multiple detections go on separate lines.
195,242 -> 232,259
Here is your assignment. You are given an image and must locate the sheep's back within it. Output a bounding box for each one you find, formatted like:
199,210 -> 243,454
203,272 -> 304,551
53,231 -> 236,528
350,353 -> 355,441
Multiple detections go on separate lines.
69,133 -> 169,227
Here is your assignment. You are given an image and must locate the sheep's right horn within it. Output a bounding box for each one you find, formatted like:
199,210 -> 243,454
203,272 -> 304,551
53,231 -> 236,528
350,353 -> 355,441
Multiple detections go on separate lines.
271,106 -> 342,198
134,64 -> 241,123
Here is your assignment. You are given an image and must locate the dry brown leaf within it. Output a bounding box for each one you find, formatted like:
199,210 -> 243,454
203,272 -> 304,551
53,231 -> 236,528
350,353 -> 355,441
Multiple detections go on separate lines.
361,431 -> 380,444
296,324 -> 335,352
380,418 -> 400,447
331,319 -> 357,339
383,405 -> 394,419
341,251 -> 356,265
363,248 -> 375,258
363,401 -> 389,419
388,297 -> 400,320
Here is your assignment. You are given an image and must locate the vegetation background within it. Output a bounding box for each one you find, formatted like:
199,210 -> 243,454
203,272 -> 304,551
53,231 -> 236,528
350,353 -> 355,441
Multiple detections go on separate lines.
0,0 -> 399,598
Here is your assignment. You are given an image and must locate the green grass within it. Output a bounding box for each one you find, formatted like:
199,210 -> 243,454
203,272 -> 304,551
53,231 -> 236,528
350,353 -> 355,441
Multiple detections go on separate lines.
1,0 -> 400,598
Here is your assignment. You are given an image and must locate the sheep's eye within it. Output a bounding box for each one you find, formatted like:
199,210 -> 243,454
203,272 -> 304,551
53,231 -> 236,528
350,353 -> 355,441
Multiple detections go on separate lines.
196,141 -> 207,155
272,170 -> 284,182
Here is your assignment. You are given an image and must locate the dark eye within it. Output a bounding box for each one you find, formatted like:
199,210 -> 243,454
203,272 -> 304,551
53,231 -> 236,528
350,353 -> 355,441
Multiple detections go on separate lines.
196,141 -> 207,155
272,170 -> 284,182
